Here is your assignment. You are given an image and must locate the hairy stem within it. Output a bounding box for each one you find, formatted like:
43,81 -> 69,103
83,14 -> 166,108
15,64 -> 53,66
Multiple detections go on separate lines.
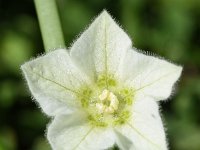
34,0 -> 65,52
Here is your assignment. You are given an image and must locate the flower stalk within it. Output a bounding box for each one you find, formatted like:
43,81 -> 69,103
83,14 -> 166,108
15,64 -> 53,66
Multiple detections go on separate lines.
34,0 -> 65,52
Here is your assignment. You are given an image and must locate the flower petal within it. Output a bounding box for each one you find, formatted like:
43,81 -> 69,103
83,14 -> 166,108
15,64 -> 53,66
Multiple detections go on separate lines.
47,112 -> 115,150
21,49 -> 91,116
116,95 -> 167,150
114,129 -> 132,150
70,10 -> 132,81
118,48 -> 182,100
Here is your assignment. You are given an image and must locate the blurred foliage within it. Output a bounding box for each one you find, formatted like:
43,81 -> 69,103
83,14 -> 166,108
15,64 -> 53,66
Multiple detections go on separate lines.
0,0 -> 200,149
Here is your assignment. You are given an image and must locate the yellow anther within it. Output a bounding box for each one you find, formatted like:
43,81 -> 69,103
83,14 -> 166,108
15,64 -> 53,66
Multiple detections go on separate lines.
96,89 -> 119,114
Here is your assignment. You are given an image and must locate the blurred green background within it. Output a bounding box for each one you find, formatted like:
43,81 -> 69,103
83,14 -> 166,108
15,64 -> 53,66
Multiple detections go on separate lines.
0,0 -> 200,150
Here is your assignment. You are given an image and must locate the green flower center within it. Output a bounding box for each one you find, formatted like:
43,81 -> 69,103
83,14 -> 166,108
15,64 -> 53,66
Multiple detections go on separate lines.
77,74 -> 134,127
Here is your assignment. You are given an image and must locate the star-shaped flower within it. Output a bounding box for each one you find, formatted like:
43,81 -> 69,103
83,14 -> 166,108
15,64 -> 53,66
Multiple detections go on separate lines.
21,11 -> 182,150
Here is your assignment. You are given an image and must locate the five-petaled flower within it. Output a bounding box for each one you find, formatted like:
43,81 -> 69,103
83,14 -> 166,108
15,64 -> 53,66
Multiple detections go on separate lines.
21,11 -> 182,150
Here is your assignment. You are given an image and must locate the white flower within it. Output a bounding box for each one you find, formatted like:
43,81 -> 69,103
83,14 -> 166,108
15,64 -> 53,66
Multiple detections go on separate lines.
21,10 -> 182,150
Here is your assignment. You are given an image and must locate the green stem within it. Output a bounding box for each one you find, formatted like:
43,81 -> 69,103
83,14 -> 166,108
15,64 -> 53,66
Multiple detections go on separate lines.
34,0 -> 65,52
